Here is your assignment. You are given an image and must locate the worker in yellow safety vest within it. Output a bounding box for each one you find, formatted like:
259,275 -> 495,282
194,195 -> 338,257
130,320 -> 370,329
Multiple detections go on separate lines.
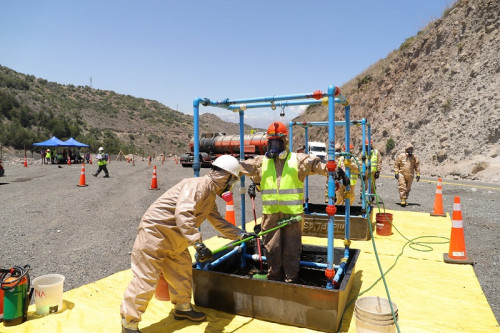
93,146 -> 110,178
240,121 -> 347,283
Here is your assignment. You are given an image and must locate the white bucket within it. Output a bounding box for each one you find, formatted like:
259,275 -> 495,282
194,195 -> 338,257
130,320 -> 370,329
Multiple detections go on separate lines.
355,296 -> 398,333
32,274 -> 65,315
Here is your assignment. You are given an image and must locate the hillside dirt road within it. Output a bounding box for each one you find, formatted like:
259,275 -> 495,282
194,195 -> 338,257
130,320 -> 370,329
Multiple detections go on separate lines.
1,158 -> 499,324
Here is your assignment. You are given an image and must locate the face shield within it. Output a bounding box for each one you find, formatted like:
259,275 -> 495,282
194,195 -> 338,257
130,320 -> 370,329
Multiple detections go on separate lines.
266,138 -> 285,159
220,174 -> 239,201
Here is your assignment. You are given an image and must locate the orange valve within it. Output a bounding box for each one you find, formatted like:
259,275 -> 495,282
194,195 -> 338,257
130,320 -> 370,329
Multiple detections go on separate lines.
325,268 -> 335,280
326,160 -> 337,172
334,86 -> 340,96
312,90 -> 323,100
326,204 -> 337,216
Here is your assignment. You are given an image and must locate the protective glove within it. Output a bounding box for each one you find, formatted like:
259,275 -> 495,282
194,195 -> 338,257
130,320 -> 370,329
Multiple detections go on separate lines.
194,242 -> 213,263
416,174 -> 420,182
254,224 -> 262,234
394,173 -> 399,180
239,231 -> 259,240
335,168 -> 350,186
374,171 -> 380,179
357,173 -> 361,179
248,183 -> 257,199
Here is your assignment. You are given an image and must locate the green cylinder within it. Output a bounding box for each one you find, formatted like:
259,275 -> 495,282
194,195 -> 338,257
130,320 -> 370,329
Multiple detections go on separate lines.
3,277 -> 27,326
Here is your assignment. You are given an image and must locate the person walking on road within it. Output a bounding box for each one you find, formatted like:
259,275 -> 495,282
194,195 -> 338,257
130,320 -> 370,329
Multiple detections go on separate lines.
120,155 -> 256,333
93,147 -> 109,178
240,121 -> 337,283
394,143 -> 420,206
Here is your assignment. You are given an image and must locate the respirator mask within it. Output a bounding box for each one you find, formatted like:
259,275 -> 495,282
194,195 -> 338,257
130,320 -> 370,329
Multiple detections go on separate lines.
220,174 -> 238,202
266,138 -> 285,159
406,149 -> 413,156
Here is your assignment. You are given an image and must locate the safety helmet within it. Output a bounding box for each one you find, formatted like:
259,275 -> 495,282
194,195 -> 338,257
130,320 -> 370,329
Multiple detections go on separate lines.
267,121 -> 288,139
212,155 -> 241,177
98,147 -> 104,152
47,149 -> 50,152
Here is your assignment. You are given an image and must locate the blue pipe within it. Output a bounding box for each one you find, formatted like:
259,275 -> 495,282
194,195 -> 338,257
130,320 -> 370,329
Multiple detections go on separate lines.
208,92 -> 326,107
344,105 -> 351,242
192,98 -> 202,177
361,119 -> 367,211
200,246 -> 242,271
239,110 -> 246,230
326,85 -> 336,290
243,253 -> 338,270
304,126 -> 309,213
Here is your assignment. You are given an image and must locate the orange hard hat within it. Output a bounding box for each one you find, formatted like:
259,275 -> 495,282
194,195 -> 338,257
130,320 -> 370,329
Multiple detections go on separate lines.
267,121 -> 288,139
365,139 -> 373,145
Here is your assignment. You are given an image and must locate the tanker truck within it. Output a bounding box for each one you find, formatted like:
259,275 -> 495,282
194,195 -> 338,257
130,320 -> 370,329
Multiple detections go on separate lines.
179,132 -> 268,167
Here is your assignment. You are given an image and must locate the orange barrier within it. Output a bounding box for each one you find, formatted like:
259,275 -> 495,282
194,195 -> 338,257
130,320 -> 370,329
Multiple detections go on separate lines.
77,164 -> 88,187
430,178 -> 446,217
24,156 -> 28,167
155,274 -> 170,301
149,166 -> 159,190
225,196 -> 236,225
443,196 -> 473,264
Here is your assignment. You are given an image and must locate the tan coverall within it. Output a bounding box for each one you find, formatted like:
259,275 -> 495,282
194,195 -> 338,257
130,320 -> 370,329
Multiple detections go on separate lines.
335,156 -> 359,205
120,170 -> 244,326
240,153 -> 327,282
394,150 -> 420,200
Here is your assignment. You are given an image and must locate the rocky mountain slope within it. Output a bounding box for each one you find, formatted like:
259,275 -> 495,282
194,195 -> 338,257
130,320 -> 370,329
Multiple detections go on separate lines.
294,0 -> 500,182
0,65 -> 248,156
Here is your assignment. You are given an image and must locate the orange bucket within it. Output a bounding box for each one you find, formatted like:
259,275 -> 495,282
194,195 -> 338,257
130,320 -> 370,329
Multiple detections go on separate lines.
155,274 -> 170,301
376,213 -> 393,236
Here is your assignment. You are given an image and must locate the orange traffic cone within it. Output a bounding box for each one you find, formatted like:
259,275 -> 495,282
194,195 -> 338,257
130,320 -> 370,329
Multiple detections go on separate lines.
24,156 -> 28,167
430,178 -> 446,217
443,196 -> 473,264
67,157 -> 71,165
89,158 -> 92,164
175,156 -> 178,165
155,274 -> 170,301
77,163 -> 88,187
149,166 -> 159,190
222,192 -> 236,225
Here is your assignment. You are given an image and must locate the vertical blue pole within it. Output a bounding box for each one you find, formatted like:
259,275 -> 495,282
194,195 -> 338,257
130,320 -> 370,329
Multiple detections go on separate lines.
367,124 -> 372,206
193,98 -> 201,177
326,86 -> 336,289
304,125 -> 309,213
239,111 -> 246,230
344,105 -> 351,241
361,119 -> 367,210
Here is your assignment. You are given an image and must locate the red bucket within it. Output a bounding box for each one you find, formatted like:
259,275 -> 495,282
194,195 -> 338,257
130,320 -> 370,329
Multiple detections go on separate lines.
376,213 -> 393,236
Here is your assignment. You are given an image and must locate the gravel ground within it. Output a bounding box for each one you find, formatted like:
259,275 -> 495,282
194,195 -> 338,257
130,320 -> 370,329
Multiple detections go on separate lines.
1,158 -> 499,324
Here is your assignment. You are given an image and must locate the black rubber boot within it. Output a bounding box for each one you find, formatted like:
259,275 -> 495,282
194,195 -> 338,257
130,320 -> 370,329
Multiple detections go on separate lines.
173,308 -> 206,322
121,325 -> 141,333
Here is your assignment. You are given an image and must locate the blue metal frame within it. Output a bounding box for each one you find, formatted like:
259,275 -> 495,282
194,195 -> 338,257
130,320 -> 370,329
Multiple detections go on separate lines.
192,86 -> 352,288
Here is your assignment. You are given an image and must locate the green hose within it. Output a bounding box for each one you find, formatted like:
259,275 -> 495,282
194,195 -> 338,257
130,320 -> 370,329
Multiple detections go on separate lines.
211,216 -> 302,255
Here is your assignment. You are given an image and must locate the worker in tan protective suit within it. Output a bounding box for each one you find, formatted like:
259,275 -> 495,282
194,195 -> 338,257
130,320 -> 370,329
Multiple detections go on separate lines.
120,155 -> 255,333
241,121 -> 345,283
394,143 -> 420,207
335,143 -> 359,205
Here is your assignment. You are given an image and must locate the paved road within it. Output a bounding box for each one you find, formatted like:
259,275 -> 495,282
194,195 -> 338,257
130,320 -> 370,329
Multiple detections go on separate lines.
1,159 -> 498,324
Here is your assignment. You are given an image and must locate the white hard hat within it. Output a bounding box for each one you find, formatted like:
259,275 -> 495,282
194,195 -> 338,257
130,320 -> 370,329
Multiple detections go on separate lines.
98,147 -> 104,151
212,155 -> 240,177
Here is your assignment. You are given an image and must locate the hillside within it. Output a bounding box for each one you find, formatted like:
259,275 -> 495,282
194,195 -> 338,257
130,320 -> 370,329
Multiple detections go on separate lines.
294,0 -> 500,182
0,65 -> 247,156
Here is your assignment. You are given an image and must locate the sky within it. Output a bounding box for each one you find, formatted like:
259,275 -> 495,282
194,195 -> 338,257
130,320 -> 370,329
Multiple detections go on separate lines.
0,0 -> 455,128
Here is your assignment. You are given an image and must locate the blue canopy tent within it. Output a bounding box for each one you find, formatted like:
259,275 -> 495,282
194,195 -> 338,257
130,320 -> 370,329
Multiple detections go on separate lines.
60,137 -> 89,148
33,136 -> 65,147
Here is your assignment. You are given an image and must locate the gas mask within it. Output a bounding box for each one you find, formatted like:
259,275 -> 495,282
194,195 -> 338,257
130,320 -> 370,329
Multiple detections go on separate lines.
266,138 -> 285,159
220,174 -> 238,199
406,149 -> 413,156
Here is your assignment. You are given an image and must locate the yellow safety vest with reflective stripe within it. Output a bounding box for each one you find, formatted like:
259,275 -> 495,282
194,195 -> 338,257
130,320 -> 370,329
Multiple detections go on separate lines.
370,149 -> 379,173
261,153 -> 304,214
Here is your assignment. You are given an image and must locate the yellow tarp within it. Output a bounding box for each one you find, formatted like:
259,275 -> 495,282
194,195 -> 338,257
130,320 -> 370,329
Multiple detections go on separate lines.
2,210 -> 499,332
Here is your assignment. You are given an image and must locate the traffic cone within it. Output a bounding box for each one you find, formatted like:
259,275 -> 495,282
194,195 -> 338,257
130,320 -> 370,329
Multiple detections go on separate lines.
149,166 -> 159,190
67,157 -> 71,165
443,196 -> 473,264
89,158 -> 92,164
222,192 -> 236,225
175,156 -> 178,165
77,163 -> 88,187
155,274 -> 170,301
430,178 -> 446,217
24,156 -> 28,167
